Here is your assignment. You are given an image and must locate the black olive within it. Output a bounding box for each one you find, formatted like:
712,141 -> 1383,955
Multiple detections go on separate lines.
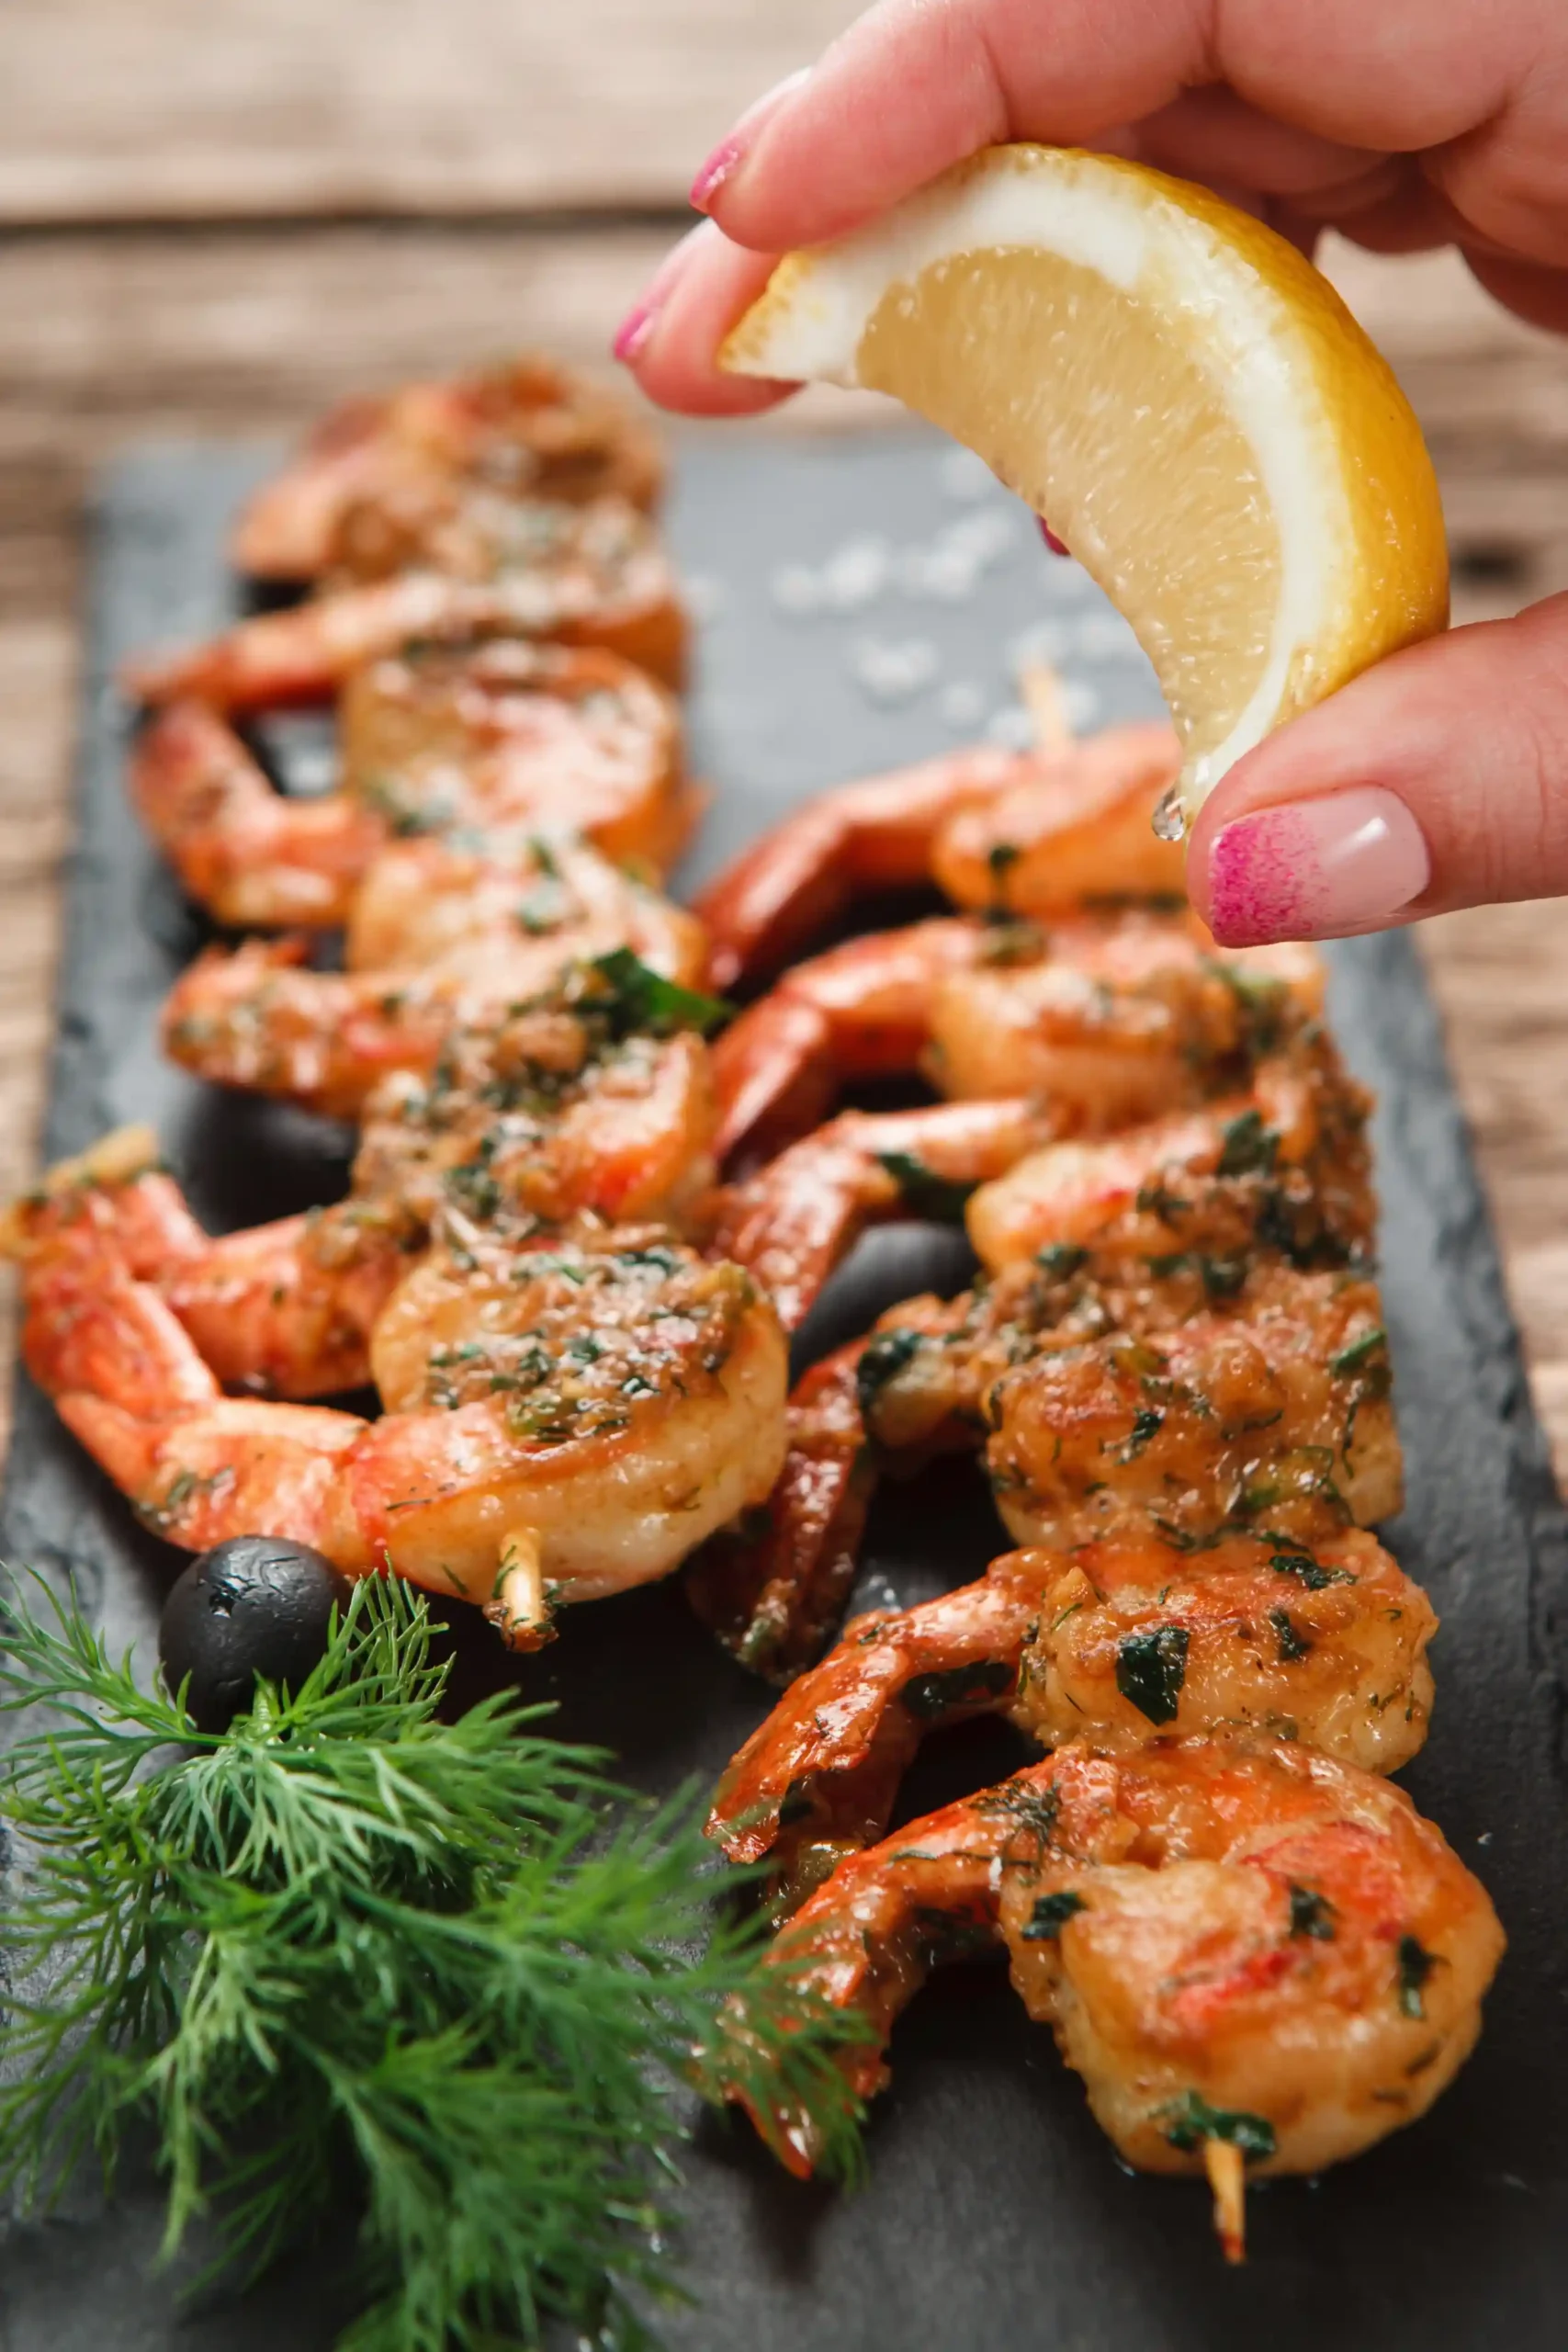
159,1536 -> 352,1734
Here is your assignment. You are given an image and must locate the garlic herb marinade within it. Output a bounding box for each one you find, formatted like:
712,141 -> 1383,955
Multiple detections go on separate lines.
0,1573 -> 866,2350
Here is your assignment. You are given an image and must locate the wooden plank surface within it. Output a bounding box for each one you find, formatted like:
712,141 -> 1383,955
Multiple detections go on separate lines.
0,0 -> 859,223
1,219 -> 1566,1480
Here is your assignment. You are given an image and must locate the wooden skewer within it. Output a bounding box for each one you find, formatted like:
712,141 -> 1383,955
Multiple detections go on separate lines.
1204,2139 -> 1248,2265
1019,658 -> 1075,752
483,1527 -> 557,1652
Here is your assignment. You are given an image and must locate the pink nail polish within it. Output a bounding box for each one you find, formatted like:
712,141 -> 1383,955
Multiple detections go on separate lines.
1203,787 -> 1430,946
612,301 -> 658,365
690,137 -> 745,213
689,65 -> 811,213
1037,516 -> 1070,558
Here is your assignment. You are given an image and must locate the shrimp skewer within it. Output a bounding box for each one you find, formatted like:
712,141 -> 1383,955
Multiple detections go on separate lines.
232,356 -> 662,582
13,1216 -> 786,1649
11,965 -> 719,1401
161,837 -> 707,1119
709,1529 -> 1438,1903
133,642 -> 689,929
692,1036 -> 1385,1674
127,496 -> 685,707
719,1736 -> 1505,2253
694,719 -> 1183,993
711,901 -> 1322,1170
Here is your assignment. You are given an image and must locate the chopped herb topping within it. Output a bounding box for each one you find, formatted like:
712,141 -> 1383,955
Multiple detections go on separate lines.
1161,2092 -> 1277,2160
875,1151 -> 976,1224
1288,1885 -> 1337,1941
1269,1607 -> 1312,1664
1035,1243 -> 1088,1281
902,1660 -> 1017,1720
1396,1933 -> 1438,2018
856,1328 -> 923,1419
1216,1108 -> 1280,1178
1021,1890 -> 1087,1941
987,842 -> 1021,882
1115,1623 -> 1190,1724
1269,1546 -> 1355,1591
972,1779 -> 1061,1848
588,947 -> 732,1038
1114,1405 -> 1165,1464
1331,1327 -> 1388,1377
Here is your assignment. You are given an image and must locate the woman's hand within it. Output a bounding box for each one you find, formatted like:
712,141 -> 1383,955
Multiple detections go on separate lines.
615,0 -> 1568,944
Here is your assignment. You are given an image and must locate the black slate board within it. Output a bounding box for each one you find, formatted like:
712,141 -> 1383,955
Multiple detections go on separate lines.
4,434 -> 1568,2352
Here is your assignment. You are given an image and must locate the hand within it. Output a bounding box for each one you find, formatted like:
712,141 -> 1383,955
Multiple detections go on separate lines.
615,0 -> 1568,943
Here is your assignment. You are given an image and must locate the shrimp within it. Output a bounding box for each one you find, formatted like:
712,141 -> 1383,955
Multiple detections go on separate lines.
691,1041 -> 1386,1673
232,356 -> 662,582
706,1098 -> 1055,1334
709,1528 -> 1438,1903
161,837 -> 707,1118
722,1735 -> 1504,2256
683,1341 -> 875,1681
694,719 -> 1181,993
132,643 -> 688,929
17,965 -> 720,1400
711,903 -> 1323,1169
126,497 -> 684,707
14,1216 -> 787,1649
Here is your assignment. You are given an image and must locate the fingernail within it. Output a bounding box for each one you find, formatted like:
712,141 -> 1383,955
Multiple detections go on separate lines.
611,222 -> 710,368
612,302 -> 658,364
1037,516 -> 1070,558
1203,787 -> 1430,945
689,65 -> 811,212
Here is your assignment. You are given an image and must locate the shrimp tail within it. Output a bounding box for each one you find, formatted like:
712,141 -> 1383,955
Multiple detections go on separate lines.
685,1340 -> 877,1683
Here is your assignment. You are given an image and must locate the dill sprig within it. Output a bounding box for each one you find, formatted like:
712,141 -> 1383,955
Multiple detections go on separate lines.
0,1572 -> 866,2349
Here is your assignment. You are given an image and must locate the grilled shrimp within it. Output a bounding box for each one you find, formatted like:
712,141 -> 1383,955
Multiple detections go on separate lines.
14,1211 -> 787,1649
723,1736 -> 1504,2256
127,496 -> 684,707
16,966 -> 719,1401
161,837 -> 706,1118
694,720 -> 1182,993
711,904 -> 1322,1169
232,356 -> 662,582
709,1530 -> 1437,1903
708,967 -> 1340,1329
692,1043 -> 1387,1675
133,643 -> 688,928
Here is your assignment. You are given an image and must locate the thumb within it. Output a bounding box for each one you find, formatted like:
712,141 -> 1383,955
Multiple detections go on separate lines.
1188,591 -> 1568,944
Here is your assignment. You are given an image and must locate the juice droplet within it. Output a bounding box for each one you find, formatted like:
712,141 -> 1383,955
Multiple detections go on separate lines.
1151,786 -> 1187,842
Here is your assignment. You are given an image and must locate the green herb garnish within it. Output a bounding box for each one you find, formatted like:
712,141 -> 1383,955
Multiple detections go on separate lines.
1396,1932 -> 1438,2018
901,1660 -> 1016,1720
1330,1327 -> 1388,1377
1021,1890 -> 1086,1941
1269,1546 -> 1355,1591
1115,1623 -> 1190,1724
874,1151 -> 977,1223
1288,1885 -> 1337,1941
1269,1606 -> 1312,1663
589,947 -> 732,1038
1215,1109 -> 1279,1178
0,1574 -> 866,2349
1160,2092 -> 1277,2160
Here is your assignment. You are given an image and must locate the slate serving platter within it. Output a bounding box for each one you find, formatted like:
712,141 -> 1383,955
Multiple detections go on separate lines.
3,432 -> 1568,2352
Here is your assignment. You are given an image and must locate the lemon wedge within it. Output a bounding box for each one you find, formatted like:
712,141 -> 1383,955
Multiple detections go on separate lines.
722,144 -> 1449,828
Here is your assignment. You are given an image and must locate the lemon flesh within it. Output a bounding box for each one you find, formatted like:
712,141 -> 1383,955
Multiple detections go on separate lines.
723,145 -> 1449,825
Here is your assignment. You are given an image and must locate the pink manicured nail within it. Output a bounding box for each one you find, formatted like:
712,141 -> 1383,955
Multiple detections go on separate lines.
689,66 -> 811,213
612,302 -> 658,364
690,137 -> 746,212
1204,787 -> 1430,945
1037,516 -> 1070,558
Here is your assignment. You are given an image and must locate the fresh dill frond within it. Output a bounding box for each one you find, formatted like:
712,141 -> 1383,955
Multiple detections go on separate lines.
0,1572 -> 866,2349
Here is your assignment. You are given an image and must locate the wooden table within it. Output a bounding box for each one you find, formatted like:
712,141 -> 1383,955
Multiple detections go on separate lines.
5,1 -> 1568,1470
